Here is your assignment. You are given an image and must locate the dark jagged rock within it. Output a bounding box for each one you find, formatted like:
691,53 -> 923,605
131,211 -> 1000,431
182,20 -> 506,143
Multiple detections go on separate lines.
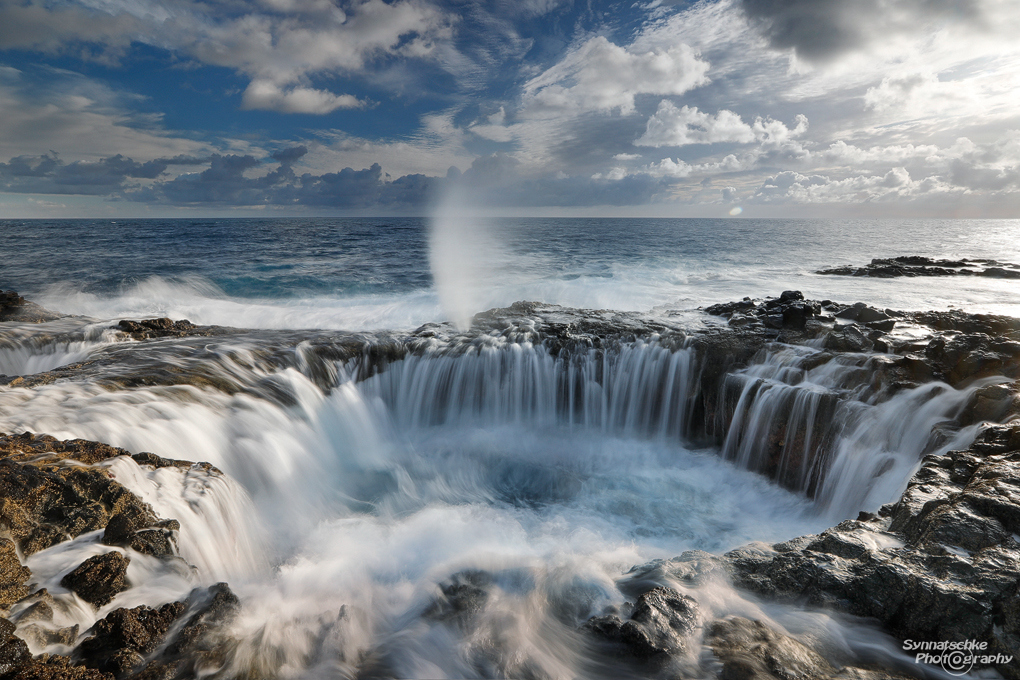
1,655 -> 114,679
582,586 -> 698,659
923,333 -> 1020,385
650,422 -> 1020,679
60,553 -> 130,609
423,570 -> 492,630
77,602 -> 187,678
114,319 -> 198,341
0,292 -> 62,324
0,618 -> 32,676
817,256 -> 1020,279
119,584 -> 241,680
0,433 -> 179,557
102,508 -> 179,559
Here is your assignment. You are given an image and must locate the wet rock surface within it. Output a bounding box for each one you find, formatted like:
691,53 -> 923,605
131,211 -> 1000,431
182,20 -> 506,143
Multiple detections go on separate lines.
0,433 -> 184,557
114,319 -> 198,341
818,256 -> 1020,279
77,602 -> 187,678
0,293 -> 63,324
583,586 -> 699,659
0,542 -> 30,613
638,422 -> 1020,678
60,553 -> 131,609
706,616 -> 913,680
0,618 -> 32,676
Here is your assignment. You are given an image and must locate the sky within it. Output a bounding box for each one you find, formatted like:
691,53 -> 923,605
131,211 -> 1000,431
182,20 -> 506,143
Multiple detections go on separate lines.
0,0 -> 1019,217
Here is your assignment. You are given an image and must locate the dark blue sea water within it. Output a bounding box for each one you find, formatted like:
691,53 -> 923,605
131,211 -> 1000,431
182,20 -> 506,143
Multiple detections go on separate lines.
2,217 -> 1019,329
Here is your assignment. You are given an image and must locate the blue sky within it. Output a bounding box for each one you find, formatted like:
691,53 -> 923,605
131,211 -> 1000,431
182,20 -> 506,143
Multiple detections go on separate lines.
1,0 -> 1019,216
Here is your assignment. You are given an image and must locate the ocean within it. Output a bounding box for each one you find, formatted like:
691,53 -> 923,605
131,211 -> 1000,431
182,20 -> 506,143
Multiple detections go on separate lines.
3,217 -> 1020,330
1,216 -> 1017,678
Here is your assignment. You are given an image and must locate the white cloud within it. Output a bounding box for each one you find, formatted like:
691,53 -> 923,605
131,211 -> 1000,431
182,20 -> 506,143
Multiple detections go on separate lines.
752,168 -> 959,204
241,80 -> 365,114
521,36 -> 710,116
468,108 -> 514,142
644,157 -> 692,178
0,66 -> 216,163
591,166 -> 628,180
822,140 -> 941,166
636,102 -> 756,147
1,0 -> 455,114
753,113 -> 807,149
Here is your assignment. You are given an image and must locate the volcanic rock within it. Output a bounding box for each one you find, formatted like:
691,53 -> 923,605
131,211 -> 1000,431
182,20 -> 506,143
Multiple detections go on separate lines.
424,570 -> 492,630
0,618 -> 31,676
77,602 -> 187,678
60,553 -> 130,609
114,320 -> 197,341
0,541 -> 30,613
655,421 -> 1020,679
582,586 -> 699,659
0,433 -> 173,557
817,256 -> 1020,279
707,616 -> 914,680
0,292 -> 62,324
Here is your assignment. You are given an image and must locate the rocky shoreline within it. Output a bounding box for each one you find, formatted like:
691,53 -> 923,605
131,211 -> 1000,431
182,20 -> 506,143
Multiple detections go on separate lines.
817,256 -> 1020,279
2,284 -> 1020,679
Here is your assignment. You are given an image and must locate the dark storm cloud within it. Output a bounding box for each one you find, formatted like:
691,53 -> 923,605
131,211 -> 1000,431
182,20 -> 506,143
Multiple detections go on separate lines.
0,152 -> 200,195
737,0 -> 984,61
0,146 -> 678,210
127,148 -> 444,210
948,159 -> 1020,191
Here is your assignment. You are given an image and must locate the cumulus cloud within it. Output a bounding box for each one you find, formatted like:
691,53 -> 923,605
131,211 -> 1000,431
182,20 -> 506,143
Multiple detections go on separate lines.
521,36 -> 710,116
636,102 -> 756,147
241,81 -> 365,114
752,167 -> 958,204
1,0 -> 454,115
634,101 -> 807,166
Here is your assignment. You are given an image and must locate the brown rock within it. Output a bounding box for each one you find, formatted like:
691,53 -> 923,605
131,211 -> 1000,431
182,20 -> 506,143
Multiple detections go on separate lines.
0,617 -> 32,676
0,540 -> 30,612
2,654 -> 114,680
78,602 -> 187,679
0,433 -> 179,557
60,553 -> 130,609
707,616 -> 914,680
0,291 -> 63,324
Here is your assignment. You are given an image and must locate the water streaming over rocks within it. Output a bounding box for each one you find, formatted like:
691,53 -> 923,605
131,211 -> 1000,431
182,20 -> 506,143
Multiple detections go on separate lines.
2,282 -> 1019,678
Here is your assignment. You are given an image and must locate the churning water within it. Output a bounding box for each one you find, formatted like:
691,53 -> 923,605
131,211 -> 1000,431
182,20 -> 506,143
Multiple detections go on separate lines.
2,217 -> 1016,678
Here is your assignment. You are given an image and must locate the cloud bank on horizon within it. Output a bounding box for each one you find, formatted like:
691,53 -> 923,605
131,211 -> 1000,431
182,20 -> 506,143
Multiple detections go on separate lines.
1,0 -> 1019,216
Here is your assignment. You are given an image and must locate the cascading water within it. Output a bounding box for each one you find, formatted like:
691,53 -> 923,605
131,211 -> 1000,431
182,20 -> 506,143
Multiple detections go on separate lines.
716,343 -> 999,518
360,339 -> 696,438
0,316 -> 1000,677
0,320 -> 121,376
